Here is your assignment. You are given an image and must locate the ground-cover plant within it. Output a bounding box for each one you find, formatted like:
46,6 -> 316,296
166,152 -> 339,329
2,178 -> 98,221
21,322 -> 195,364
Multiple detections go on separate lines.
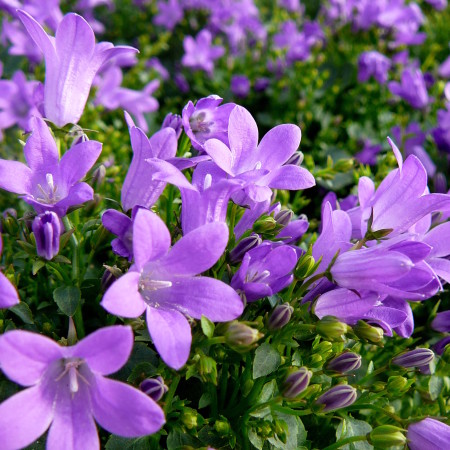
0,1 -> 449,449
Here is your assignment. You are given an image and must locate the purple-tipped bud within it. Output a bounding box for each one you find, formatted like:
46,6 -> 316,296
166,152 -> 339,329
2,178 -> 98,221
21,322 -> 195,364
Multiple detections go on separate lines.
316,316 -> 348,341
431,311 -> 450,333
434,336 -> 450,356
229,234 -> 262,263
274,209 -> 294,227
224,321 -> 263,350
32,211 -> 61,260
326,352 -> 362,373
285,151 -> 304,166
282,367 -> 312,399
434,172 -> 447,193
315,385 -> 357,412
101,265 -> 123,292
392,348 -> 435,368
407,418 -> 450,450
140,376 -> 168,402
354,320 -> 384,343
268,303 -> 294,330
161,113 -> 182,139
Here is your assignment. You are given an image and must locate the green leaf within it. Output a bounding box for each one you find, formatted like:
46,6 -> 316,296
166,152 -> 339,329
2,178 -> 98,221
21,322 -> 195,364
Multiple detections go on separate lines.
32,260 -> 45,275
248,429 -> 264,450
201,315 -> 215,338
198,392 -> 212,409
335,417 -> 373,450
167,429 -> 202,450
429,375 -> 444,401
10,303 -> 34,324
269,413 -> 306,450
127,362 -> 157,384
53,286 -> 81,316
253,342 -> 281,379
105,435 -> 151,450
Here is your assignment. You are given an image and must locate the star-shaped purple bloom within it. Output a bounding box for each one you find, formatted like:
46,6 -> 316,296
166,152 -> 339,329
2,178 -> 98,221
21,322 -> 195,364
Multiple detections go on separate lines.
101,208 -> 243,369
17,10 -> 137,127
0,325 -> 165,450
0,116 -> 102,216
0,233 -> 20,309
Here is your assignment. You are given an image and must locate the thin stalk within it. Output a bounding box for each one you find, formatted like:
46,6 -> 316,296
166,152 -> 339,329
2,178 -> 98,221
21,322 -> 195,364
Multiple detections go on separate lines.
345,403 -> 404,424
322,435 -> 368,450
164,374 -> 181,415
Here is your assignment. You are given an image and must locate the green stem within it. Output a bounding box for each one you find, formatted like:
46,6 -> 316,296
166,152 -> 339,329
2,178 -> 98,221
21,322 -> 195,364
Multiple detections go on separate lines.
228,203 -> 238,248
165,185 -> 174,227
357,365 -> 388,385
271,405 -> 312,416
164,374 -> 181,415
62,216 -> 80,283
219,363 -> 229,410
345,403 -> 404,424
322,435 -> 368,450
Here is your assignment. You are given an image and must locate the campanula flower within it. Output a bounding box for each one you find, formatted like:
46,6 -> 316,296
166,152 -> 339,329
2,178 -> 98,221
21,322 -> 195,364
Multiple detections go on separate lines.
0,233 -> 20,308
407,418 -> 450,450
32,211 -> 61,260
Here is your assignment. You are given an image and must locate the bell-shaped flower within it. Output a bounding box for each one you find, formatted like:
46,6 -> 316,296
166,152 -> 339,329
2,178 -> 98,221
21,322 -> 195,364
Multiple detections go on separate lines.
32,210 -> 61,260
0,116 -> 102,216
17,10 -> 138,127
231,241 -> 298,302
0,326 -> 165,450
203,105 -> 315,206
388,67 -> 429,109
407,418 -> 450,450
101,208 -> 243,369
0,234 -> 20,309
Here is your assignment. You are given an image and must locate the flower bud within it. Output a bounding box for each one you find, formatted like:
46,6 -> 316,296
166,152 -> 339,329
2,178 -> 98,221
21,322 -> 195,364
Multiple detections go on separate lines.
294,250 -> 318,279
268,303 -> 293,330
333,158 -> 354,172
161,113 -> 182,139
253,216 -> 278,233
369,425 -> 407,448
32,211 -> 61,260
326,352 -> 362,373
392,348 -> 434,368
140,376 -> 168,402
224,321 -> 263,351
92,164 -> 106,189
101,265 -> 122,292
229,234 -> 262,263
214,418 -> 231,436
316,316 -> 348,341
274,209 -> 294,227
282,367 -> 312,399
285,151 -> 304,166
431,311 -> 450,333
387,376 -> 411,394
315,385 -> 357,412
407,418 -> 450,450
180,408 -> 199,430
353,320 -> 384,343
434,336 -> 450,356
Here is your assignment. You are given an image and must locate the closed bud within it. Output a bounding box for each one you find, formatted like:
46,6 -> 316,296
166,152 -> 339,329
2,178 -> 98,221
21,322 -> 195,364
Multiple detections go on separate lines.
180,408 -> 198,430
92,164 -> 106,188
371,381 -> 386,392
369,425 -> 407,448
161,113 -> 182,139
140,376 -> 168,402
1,209 -> 18,234
253,216 -> 278,233
315,385 -> 357,412
392,348 -> 434,368
387,376 -> 411,394
333,158 -> 354,172
229,234 -> 262,263
274,209 -> 294,227
326,352 -> 362,373
434,336 -> 450,357
354,320 -> 384,343
214,418 -> 231,435
282,367 -> 312,399
101,265 -> 122,292
32,211 -> 61,260
198,353 -> 218,385
294,253 -> 317,279
316,316 -> 348,341
285,151 -> 304,166
268,303 -> 293,330
224,321 -> 263,351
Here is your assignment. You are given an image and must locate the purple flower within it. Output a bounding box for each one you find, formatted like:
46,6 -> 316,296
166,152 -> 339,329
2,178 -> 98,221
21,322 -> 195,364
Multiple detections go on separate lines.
326,352 -> 362,373
101,208 -> 243,369
0,70 -> 43,138
0,326 -> 165,449
424,0 -> 448,10
153,0 -> 183,30
204,105 -> 315,206
32,211 -> 61,260
0,117 -> 102,216
358,51 -> 391,84
278,0 -> 304,13
434,336 -> 450,355
268,303 -> 293,330
392,348 -> 434,368
0,233 -> 20,308
182,95 -> 235,151
231,242 -> 298,302
431,311 -> 450,333
18,10 -> 137,127
407,418 -> 450,450
432,108 -> 450,153
388,67 -> 429,109
282,368 -> 312,399
161,113 -> 182,138
94,66 -> 159,132
355,139 -> 382,166
315,385 -> 357,412
231,75 -> 251,98
140,376 -> 168,402
181,29 -> 224,75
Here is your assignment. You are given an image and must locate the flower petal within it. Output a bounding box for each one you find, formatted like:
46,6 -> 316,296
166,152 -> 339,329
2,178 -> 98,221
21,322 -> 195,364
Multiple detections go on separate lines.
0,386 -> 54,450
0,330 -> 63,386
146,307 -> 191,370
91,375 -> 165,437
0,272 -> 20,309
0,160 -> 32,194
71,326 -> 133,375
152,276 -> 243,321
101,272 -> 146,318
102,209 -> 132,236
203,139 -> 234,175
261,165 -> 315,190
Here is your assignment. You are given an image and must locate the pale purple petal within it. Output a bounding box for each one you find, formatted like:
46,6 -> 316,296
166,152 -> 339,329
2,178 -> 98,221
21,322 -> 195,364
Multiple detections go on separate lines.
257,124 -> 301,170
49,182 -> 93,215
0,160 -> 32,194
203,139 -> 234,175
101,272 -> 146,318
146,158 -> 195,190
102,209 -> 131,237
132,208 -> 170,269
0,386 -> 54,450
260,164 -> 315,190
0,330 -> 63,386
387,136 -> 403,171
428,257 -> 450,284
423,221 -> 450,257
146,307 -> 191,370
0,272 -> 20,308
91,375 -> 165,437
156,222 -> 228,277
152,276 -> 243,321
149,127 -> 177,160
59,140 -> 102,186
71,326 -> 133,375
23,116 -> 59,170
